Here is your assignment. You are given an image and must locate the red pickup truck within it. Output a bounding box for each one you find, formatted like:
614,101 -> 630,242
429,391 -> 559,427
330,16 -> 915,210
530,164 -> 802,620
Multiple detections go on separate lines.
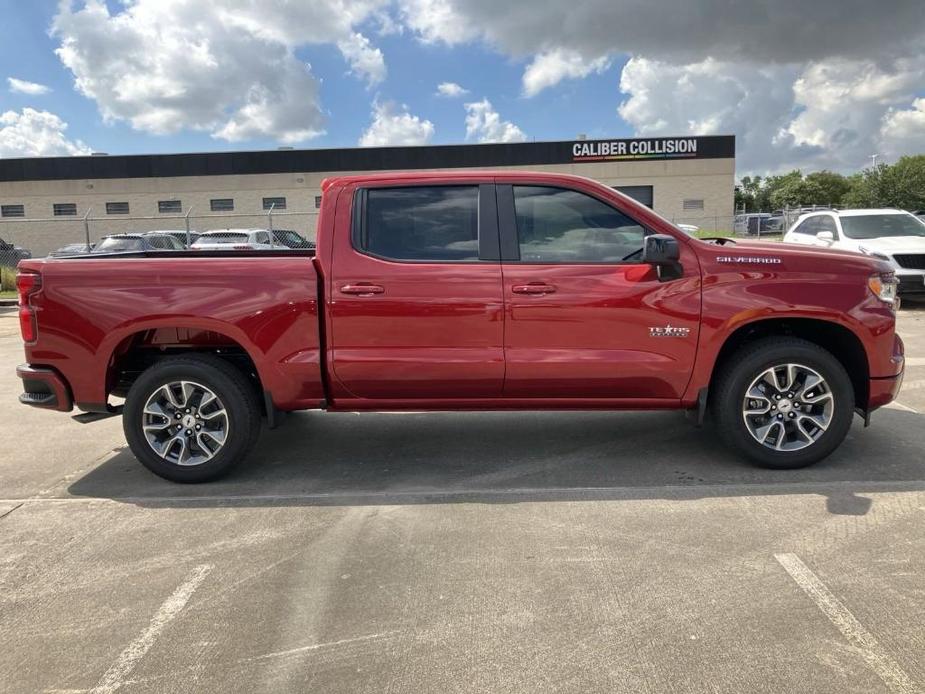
15,171 -> 904,482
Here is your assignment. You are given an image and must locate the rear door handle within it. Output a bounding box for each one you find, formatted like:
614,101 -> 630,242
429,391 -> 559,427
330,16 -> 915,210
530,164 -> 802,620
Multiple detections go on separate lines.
512,283 -> 556,295
340,283 -> 385,296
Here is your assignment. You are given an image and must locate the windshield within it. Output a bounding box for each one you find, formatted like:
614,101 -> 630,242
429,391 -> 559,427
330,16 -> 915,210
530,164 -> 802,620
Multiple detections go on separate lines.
196,233 -> 248,244
93,237 -> 145,252
840,214 -> 925,240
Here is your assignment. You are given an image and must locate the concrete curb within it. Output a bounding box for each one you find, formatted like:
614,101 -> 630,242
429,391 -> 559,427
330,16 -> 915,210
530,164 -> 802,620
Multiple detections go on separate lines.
0,299 -> 17,307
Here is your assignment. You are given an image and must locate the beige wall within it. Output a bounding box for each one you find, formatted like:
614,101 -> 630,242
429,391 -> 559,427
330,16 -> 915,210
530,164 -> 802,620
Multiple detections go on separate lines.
0,157 -> 734,256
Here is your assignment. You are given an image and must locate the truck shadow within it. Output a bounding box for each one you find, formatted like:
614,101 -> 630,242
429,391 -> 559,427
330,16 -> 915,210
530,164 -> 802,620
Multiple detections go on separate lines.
67,407 -> 925,516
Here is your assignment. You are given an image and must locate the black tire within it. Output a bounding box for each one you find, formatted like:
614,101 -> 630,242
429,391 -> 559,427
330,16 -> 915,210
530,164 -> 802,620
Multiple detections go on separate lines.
712,337 -> 854,469
123,354 -> 261,482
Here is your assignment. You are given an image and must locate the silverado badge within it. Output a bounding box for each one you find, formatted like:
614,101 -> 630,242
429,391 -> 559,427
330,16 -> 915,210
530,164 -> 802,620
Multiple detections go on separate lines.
649,324 -> 691,338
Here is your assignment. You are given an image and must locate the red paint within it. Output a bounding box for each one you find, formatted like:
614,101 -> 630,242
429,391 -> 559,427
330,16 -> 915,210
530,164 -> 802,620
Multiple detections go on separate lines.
16,170 -> 902,418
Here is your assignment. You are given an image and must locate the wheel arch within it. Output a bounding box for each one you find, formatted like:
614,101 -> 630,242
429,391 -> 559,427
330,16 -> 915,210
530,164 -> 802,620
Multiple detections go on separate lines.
708,317 -> 869,411
104,323 -> 267,410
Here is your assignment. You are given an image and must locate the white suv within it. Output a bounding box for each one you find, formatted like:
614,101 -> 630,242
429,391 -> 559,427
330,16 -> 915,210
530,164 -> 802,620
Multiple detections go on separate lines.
783,209 -> 925,296
191,229 -> 276,251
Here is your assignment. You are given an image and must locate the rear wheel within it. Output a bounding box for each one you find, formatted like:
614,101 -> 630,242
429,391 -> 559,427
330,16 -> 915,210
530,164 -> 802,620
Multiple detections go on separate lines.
123,355 -> 260,482
713,337 -> 854,469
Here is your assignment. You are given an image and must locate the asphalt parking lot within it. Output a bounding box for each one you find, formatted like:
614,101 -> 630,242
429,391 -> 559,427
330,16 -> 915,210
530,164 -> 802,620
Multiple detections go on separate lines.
1,306 -> 924,693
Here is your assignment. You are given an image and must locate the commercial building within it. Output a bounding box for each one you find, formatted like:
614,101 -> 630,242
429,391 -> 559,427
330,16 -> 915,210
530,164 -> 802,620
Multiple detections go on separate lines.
0,135 -> 734,256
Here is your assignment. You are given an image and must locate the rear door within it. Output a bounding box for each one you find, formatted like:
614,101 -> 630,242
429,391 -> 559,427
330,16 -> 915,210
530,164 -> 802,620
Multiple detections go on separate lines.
329,181 -> 504,399
498,183 -> 701,399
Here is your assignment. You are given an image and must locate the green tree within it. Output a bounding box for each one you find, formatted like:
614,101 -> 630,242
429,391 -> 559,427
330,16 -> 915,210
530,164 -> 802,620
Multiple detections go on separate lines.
803,170 -> 851,206
843,157 -> 925,209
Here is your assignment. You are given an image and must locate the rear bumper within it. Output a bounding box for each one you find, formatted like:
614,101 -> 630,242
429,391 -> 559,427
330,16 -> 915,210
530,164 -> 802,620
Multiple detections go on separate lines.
16,364 -> 73,412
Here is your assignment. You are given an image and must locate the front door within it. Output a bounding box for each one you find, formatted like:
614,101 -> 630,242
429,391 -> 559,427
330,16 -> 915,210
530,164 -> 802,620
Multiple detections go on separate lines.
329,182 -> 504,399
498,183 -> 701,399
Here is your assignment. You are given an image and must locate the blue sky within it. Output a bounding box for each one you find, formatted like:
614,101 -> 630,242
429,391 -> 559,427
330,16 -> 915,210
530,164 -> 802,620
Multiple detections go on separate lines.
0,1 -> 922,174
0,1 -> 632,155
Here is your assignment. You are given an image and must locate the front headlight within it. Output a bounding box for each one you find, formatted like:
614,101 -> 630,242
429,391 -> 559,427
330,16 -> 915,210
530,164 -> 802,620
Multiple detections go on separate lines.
859,246 -> 892,262
868,273 -> 898,305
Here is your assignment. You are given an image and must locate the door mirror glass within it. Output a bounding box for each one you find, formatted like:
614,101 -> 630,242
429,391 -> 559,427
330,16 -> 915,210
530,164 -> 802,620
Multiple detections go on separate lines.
816,230 -> 835,242
642,234 -> 680,265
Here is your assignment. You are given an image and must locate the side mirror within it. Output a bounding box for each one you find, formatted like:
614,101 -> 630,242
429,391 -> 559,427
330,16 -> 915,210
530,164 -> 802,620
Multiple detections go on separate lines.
642,234 -> 680,264
816,231 -> 834,243
642,234 -> 682,281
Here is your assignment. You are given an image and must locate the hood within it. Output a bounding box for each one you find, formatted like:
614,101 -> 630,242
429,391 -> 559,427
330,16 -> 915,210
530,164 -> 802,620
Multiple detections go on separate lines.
849,236 -> 925,253
698,238 -> 891,275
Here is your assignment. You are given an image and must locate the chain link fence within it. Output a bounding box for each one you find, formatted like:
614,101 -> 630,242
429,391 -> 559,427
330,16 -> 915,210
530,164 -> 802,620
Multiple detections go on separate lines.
0,207 -> 319,264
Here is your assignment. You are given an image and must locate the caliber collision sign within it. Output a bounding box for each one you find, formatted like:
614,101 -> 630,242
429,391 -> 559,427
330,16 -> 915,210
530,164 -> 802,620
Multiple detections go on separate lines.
571,136 -> 733,162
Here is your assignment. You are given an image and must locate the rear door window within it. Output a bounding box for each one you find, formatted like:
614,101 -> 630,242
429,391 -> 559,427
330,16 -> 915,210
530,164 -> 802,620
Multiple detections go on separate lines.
361,186 -> 479,262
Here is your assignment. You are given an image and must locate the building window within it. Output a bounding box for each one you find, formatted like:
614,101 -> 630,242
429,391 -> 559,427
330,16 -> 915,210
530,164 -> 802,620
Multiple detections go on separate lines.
106,201 -> 130,215
210,198 -> 234,212
263,196 -> 287,210
683,199 -> 705,210
314,195 -> 322,209
53,203 -> 78,216
2,204 -> 25,217
614,185 -> 654,208
158,200 -> 182,214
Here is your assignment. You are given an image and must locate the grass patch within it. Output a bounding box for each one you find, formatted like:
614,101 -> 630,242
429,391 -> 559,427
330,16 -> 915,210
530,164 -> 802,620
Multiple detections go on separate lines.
0,266 -> 16,293
0,290 -> 16,300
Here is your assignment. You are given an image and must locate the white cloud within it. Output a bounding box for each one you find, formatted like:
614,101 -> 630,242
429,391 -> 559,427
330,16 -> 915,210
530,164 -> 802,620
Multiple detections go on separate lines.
399,0 -> 478,45
337,32 -> 387,85
464,99 -> 527,143
881,98 -> 925,159
398,0 -> 925,171
522,49 -> 610,97
618,54 -> 925,173
52,0 -> 390,143
7,78 -> 51,95
0,108 -> 91,157
397,0 -> 924,64
436,81 -> 469,97
359,101 -> 435,146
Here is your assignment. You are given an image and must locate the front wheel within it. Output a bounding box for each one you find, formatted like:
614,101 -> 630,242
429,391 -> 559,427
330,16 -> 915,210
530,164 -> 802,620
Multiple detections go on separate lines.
712,337 -> 855,469
123,355 -> 261,482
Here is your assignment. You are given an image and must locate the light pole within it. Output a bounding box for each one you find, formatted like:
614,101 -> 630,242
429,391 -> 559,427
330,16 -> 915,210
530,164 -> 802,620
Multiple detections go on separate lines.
870,154 -> 879,168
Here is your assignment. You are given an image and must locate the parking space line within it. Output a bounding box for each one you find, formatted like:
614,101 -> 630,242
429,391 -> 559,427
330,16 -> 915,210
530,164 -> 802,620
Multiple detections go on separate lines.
903,357 -> 925,367
90,564 -> 213,694
885,401 -> 918,413
898,379 -> 925,391
774,553 -> 918,694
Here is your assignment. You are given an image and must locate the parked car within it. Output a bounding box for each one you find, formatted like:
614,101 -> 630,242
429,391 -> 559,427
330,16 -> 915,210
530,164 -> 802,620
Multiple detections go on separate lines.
733,213 -> 778,235
191,229 -> 276,250
676,224 -> 699,235
144,230 -> 201,247
0,237 -> 32,266
783,208 -> 925,297
15,171 -> 903,482
91,233 -> 185,253
271,229 -> 315,249
48,243 -> 94,257
912,210 -> 925,223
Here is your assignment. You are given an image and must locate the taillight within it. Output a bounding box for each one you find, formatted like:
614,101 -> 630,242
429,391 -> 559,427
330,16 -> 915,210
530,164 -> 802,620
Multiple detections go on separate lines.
16,271 -> 41,343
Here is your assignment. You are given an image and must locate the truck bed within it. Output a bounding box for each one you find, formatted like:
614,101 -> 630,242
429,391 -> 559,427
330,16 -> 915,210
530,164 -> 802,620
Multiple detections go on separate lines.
18,252 -> 325,413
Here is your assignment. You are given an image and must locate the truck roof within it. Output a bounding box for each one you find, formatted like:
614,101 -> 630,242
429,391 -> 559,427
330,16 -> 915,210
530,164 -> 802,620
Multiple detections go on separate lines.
321,169 -> 600,190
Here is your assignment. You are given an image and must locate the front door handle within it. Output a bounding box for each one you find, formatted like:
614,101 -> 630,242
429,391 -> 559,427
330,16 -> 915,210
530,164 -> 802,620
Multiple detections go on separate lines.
340,283 -> 385,296
512,283 -> 557,295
